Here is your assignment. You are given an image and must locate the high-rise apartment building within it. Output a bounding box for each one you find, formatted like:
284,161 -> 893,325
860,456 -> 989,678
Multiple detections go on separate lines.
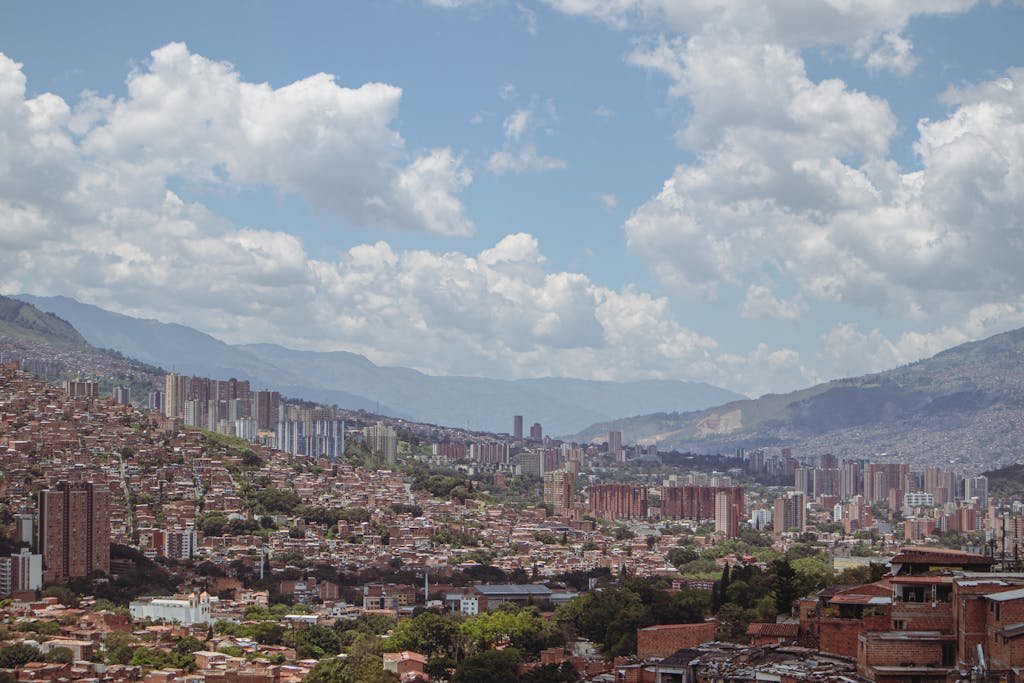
518,450 -> 543,477
714,491 -> 740,539
164,373 -> 189,419
469,442 -> 509,465
863,463 -> 909,504
434,442 -> 469,462
112,386 -> 131,406
543,469 -> 576,517
513,415 -> 523,440
587,483 -> 647,520
609,431 -> 623,462
278,418 -> 345,460
254,390 -> 281,430
964,475 -> 989,507
15,513 -> 34,548
0,549 -> 42,597
530,422 -> 543,441
773,492 -> 805,534
37,482 -> 110,583
662,485 -> 744,522
363,422 -> 398,463
63,380 -> 98,399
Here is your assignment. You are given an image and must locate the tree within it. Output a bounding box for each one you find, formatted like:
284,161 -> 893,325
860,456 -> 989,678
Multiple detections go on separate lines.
521,662 -> 580,682
103,632 -> 134,665
453,648 -> 524,683
44,647 -> 74,664
770,559 -> 799,615
0,643 -> 42,668
460,606 -> 550,656
283,625 -> 342,659
714,603 -> 751,643
304,657 -> 349,683
389,611 -> 458,659
667,546 -> 698,568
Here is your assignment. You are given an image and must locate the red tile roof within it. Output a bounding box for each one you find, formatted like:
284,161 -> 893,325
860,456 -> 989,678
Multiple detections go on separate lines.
746,622 -> 800,637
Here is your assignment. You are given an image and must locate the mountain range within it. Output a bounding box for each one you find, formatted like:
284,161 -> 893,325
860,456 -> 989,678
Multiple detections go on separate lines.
0,296 -> 90,348
571,326 -> 1024,468
14,294 -> 744,435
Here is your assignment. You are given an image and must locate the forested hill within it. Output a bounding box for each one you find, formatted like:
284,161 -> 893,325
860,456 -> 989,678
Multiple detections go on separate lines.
574,326 -> 1024,469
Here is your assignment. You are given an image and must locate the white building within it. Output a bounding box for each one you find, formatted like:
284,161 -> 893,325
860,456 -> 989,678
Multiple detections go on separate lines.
130,592 -> 213,625
904,491 -> 935,507
749,508 -> 772,530
460,596 -> 479,615
0,549 -> 42,596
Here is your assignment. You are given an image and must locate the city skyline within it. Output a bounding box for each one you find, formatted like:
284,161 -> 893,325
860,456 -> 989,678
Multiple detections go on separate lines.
2,3 -> 1024,399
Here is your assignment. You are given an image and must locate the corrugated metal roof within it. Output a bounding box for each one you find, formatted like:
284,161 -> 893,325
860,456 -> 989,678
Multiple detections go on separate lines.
473,584 -> 552,595
987,587 -> 1024,602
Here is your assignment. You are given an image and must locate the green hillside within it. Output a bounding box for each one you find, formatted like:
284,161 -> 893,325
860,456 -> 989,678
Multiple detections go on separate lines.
574,327 -> 1024,468
0,295 -> 89,347
984,463 -> 1024,498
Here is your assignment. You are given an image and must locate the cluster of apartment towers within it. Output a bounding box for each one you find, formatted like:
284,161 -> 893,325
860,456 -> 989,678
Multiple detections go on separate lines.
157,374 -> 397,462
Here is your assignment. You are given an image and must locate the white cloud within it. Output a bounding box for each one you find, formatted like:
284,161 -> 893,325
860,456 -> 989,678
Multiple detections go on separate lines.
517,2 -> 539,35
499,82 -> 518,100
504,108 -> 531,141
0,45 -> 812,395
861,32 -> 919,76
487,146 -> 568,174
599,193 -> 618,209
623,33 -> 1024,329
593,104 -> 616,118
822,303 -> 1024,379
71,43 -> 473,236
487,99 -> 567,174
624,37 -> 897,298
739,285 -> 804,320
544,0 -> 976,71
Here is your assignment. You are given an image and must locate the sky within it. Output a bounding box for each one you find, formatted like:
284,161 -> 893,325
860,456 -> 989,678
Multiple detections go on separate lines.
1,1 -> 1023,398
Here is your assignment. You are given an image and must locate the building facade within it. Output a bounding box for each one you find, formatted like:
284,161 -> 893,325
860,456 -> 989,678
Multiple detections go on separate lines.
37,482 -> 110,583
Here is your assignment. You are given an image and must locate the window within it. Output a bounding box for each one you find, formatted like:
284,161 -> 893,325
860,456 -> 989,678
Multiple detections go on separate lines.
941,643 -> 954,666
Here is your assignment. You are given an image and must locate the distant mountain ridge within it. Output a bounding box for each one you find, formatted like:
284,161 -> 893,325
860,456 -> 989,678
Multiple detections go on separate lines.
15,294 -> 744,434
0,294 -> 164,397
572,326 -> 1024,468
0,296 -> 89,347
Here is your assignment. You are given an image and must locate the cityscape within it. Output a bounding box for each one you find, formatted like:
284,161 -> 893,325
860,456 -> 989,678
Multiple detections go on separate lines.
4,2 -> 1024,683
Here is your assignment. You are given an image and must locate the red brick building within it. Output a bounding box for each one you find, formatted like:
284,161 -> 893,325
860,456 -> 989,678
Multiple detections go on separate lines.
587,483 -> 648,520
746,622 -> 800,646
636,621 -> 717,658
38,481 -> 110,583
661,485 -> 744,522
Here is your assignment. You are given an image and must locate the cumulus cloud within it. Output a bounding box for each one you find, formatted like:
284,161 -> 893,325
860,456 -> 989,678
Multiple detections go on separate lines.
0,45 -> 812,395
861,32 -> 919,75
74,43 -> 473,236
739,285 -> 804,320
544,0 -> 975,70
624,33 -> 1024,338
487,99 -> 567,174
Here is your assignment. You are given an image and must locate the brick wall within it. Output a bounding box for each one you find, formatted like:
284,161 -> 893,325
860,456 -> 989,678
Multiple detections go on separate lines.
819,615 -> 889,658
891,602 -> 953,633
857,633 -> 953,679
636,621 -> 717,659
986,594 -> 1024,670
